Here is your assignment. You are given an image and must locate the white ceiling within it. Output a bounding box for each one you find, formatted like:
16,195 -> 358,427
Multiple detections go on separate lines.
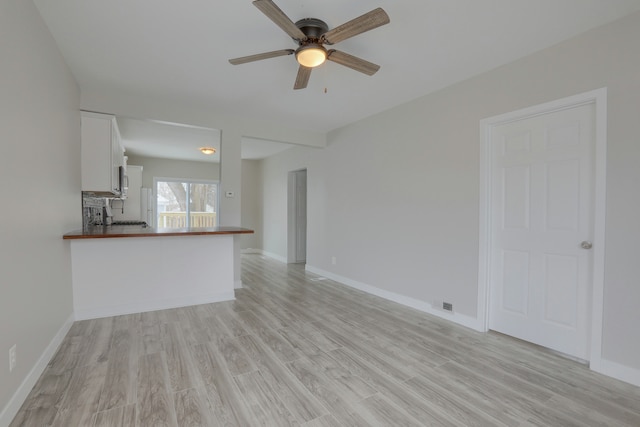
35,0 -> 640,157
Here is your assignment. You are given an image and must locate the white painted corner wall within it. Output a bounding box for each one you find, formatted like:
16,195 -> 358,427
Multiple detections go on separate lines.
0,0 -> 80,423
0,316 -> 74,427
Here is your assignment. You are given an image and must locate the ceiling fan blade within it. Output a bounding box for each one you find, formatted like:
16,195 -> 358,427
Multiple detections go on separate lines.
229,49 -> 294,65
294,65 -> 311,90
327,50 -> 380,76
321,7 -> 389,45
253,0 -> 306,41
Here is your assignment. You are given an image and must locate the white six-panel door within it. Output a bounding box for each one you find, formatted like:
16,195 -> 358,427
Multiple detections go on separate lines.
489,103 -> 594,360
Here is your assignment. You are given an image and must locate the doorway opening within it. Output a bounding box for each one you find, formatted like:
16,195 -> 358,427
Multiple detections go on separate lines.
287,169 -> 307,264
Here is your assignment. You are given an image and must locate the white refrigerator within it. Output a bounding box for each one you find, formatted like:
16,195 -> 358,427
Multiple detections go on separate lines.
140,187 -> 154,227
112,165 -> 143,222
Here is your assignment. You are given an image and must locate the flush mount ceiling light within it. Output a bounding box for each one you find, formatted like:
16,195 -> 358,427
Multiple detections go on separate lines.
199,147 -> 216,155
295,44 -> 327,68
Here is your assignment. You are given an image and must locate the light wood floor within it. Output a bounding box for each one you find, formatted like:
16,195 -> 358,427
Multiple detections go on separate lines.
11,254 -> 640,426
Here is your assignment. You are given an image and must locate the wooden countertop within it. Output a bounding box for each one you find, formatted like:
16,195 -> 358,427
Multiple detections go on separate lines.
63,225 -> 254,240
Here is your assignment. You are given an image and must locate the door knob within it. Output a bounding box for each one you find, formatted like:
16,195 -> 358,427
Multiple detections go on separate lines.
581,241 -> 593,249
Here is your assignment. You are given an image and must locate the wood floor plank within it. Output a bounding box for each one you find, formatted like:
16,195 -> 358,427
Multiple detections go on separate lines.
285,357 -> 372,426
97,328 -> 138,411
354,393 -> 425,427
213,334 -> 257,376
213,310 -> 251,337
310,313 -> 415,381
251,326 -> 302,363
425,361 -> 547,426
236,333 -> 328,423
76,318 -> 113,367
22,371 -> 72,412
286,322 -> 342,352
173,388 -> 215,427
162,321 -> 200,393
234,370 -> 300,426
306,350 -> 377,400
300,414 -> 343,427
325,347 -> 459,427
50,403 -> 97,427
191,341 -> 254,426
137,351 -> 178,427
56,362 -> 108,416
404,373 -> 512,427
9,406 -> 58,427
276,326 -> 326,358
94,404 -> 137,427
46,335 -> 84,375
137,310 -> 165,355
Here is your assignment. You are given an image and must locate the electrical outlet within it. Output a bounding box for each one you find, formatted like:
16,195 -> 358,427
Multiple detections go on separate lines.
443,302 -> 453,311
9,344 -> 16,372
331,256 -> 337,265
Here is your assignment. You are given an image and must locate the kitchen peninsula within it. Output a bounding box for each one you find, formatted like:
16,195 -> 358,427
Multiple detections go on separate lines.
64,226 -> 253,320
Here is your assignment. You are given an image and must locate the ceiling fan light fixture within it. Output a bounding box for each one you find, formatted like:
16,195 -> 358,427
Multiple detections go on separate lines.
295,44 -> 327,68
199,147 -> 216,155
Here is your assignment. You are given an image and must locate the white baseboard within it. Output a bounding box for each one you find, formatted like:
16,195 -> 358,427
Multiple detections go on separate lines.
592,358 -> 640,388
255,250 -> 288,264
74,291 -> 236,321
0,314 -> 74,427
234,280 -> 243,289
240,248 -> 262,254
305,265 -> 483,332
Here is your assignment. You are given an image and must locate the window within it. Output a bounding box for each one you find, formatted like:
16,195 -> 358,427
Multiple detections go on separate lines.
156,179 -> 218,228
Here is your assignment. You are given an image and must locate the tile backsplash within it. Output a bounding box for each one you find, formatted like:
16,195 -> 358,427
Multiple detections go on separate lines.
82,193 -> 107,228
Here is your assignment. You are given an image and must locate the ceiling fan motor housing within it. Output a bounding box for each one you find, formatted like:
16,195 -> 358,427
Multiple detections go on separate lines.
294,18 -> 328,41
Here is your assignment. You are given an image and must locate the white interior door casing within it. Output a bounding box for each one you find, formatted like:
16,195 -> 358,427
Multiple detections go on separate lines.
489,103 -> 595,360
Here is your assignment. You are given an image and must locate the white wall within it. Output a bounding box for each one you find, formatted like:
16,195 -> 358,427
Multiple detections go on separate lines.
259,12 -> 640,375
0,0 -> 79,420
125,155 -> 220,189
240,159 -> 262,250
261,146 -> 322,260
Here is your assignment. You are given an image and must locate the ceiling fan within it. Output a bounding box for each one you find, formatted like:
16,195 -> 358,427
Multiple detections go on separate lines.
229,0 -> 390,90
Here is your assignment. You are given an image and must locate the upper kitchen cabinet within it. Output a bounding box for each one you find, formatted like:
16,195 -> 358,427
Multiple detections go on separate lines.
81,111 -> 125,195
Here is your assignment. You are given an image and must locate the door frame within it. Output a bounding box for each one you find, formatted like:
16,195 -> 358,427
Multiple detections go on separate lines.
478,88 -> 607,367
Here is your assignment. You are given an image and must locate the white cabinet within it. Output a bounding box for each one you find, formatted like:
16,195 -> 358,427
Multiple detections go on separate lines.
81,111 -> 124,195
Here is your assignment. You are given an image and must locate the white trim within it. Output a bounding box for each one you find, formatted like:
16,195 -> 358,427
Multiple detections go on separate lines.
306,265 -> 482,331
478,88 -> 607,367
234,280 -> 243,289
74,291 -> 235,321
0,314 -> 74,427
258,250 -> 288,264
240,248 -> 262,254
593,358 -> 640,388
